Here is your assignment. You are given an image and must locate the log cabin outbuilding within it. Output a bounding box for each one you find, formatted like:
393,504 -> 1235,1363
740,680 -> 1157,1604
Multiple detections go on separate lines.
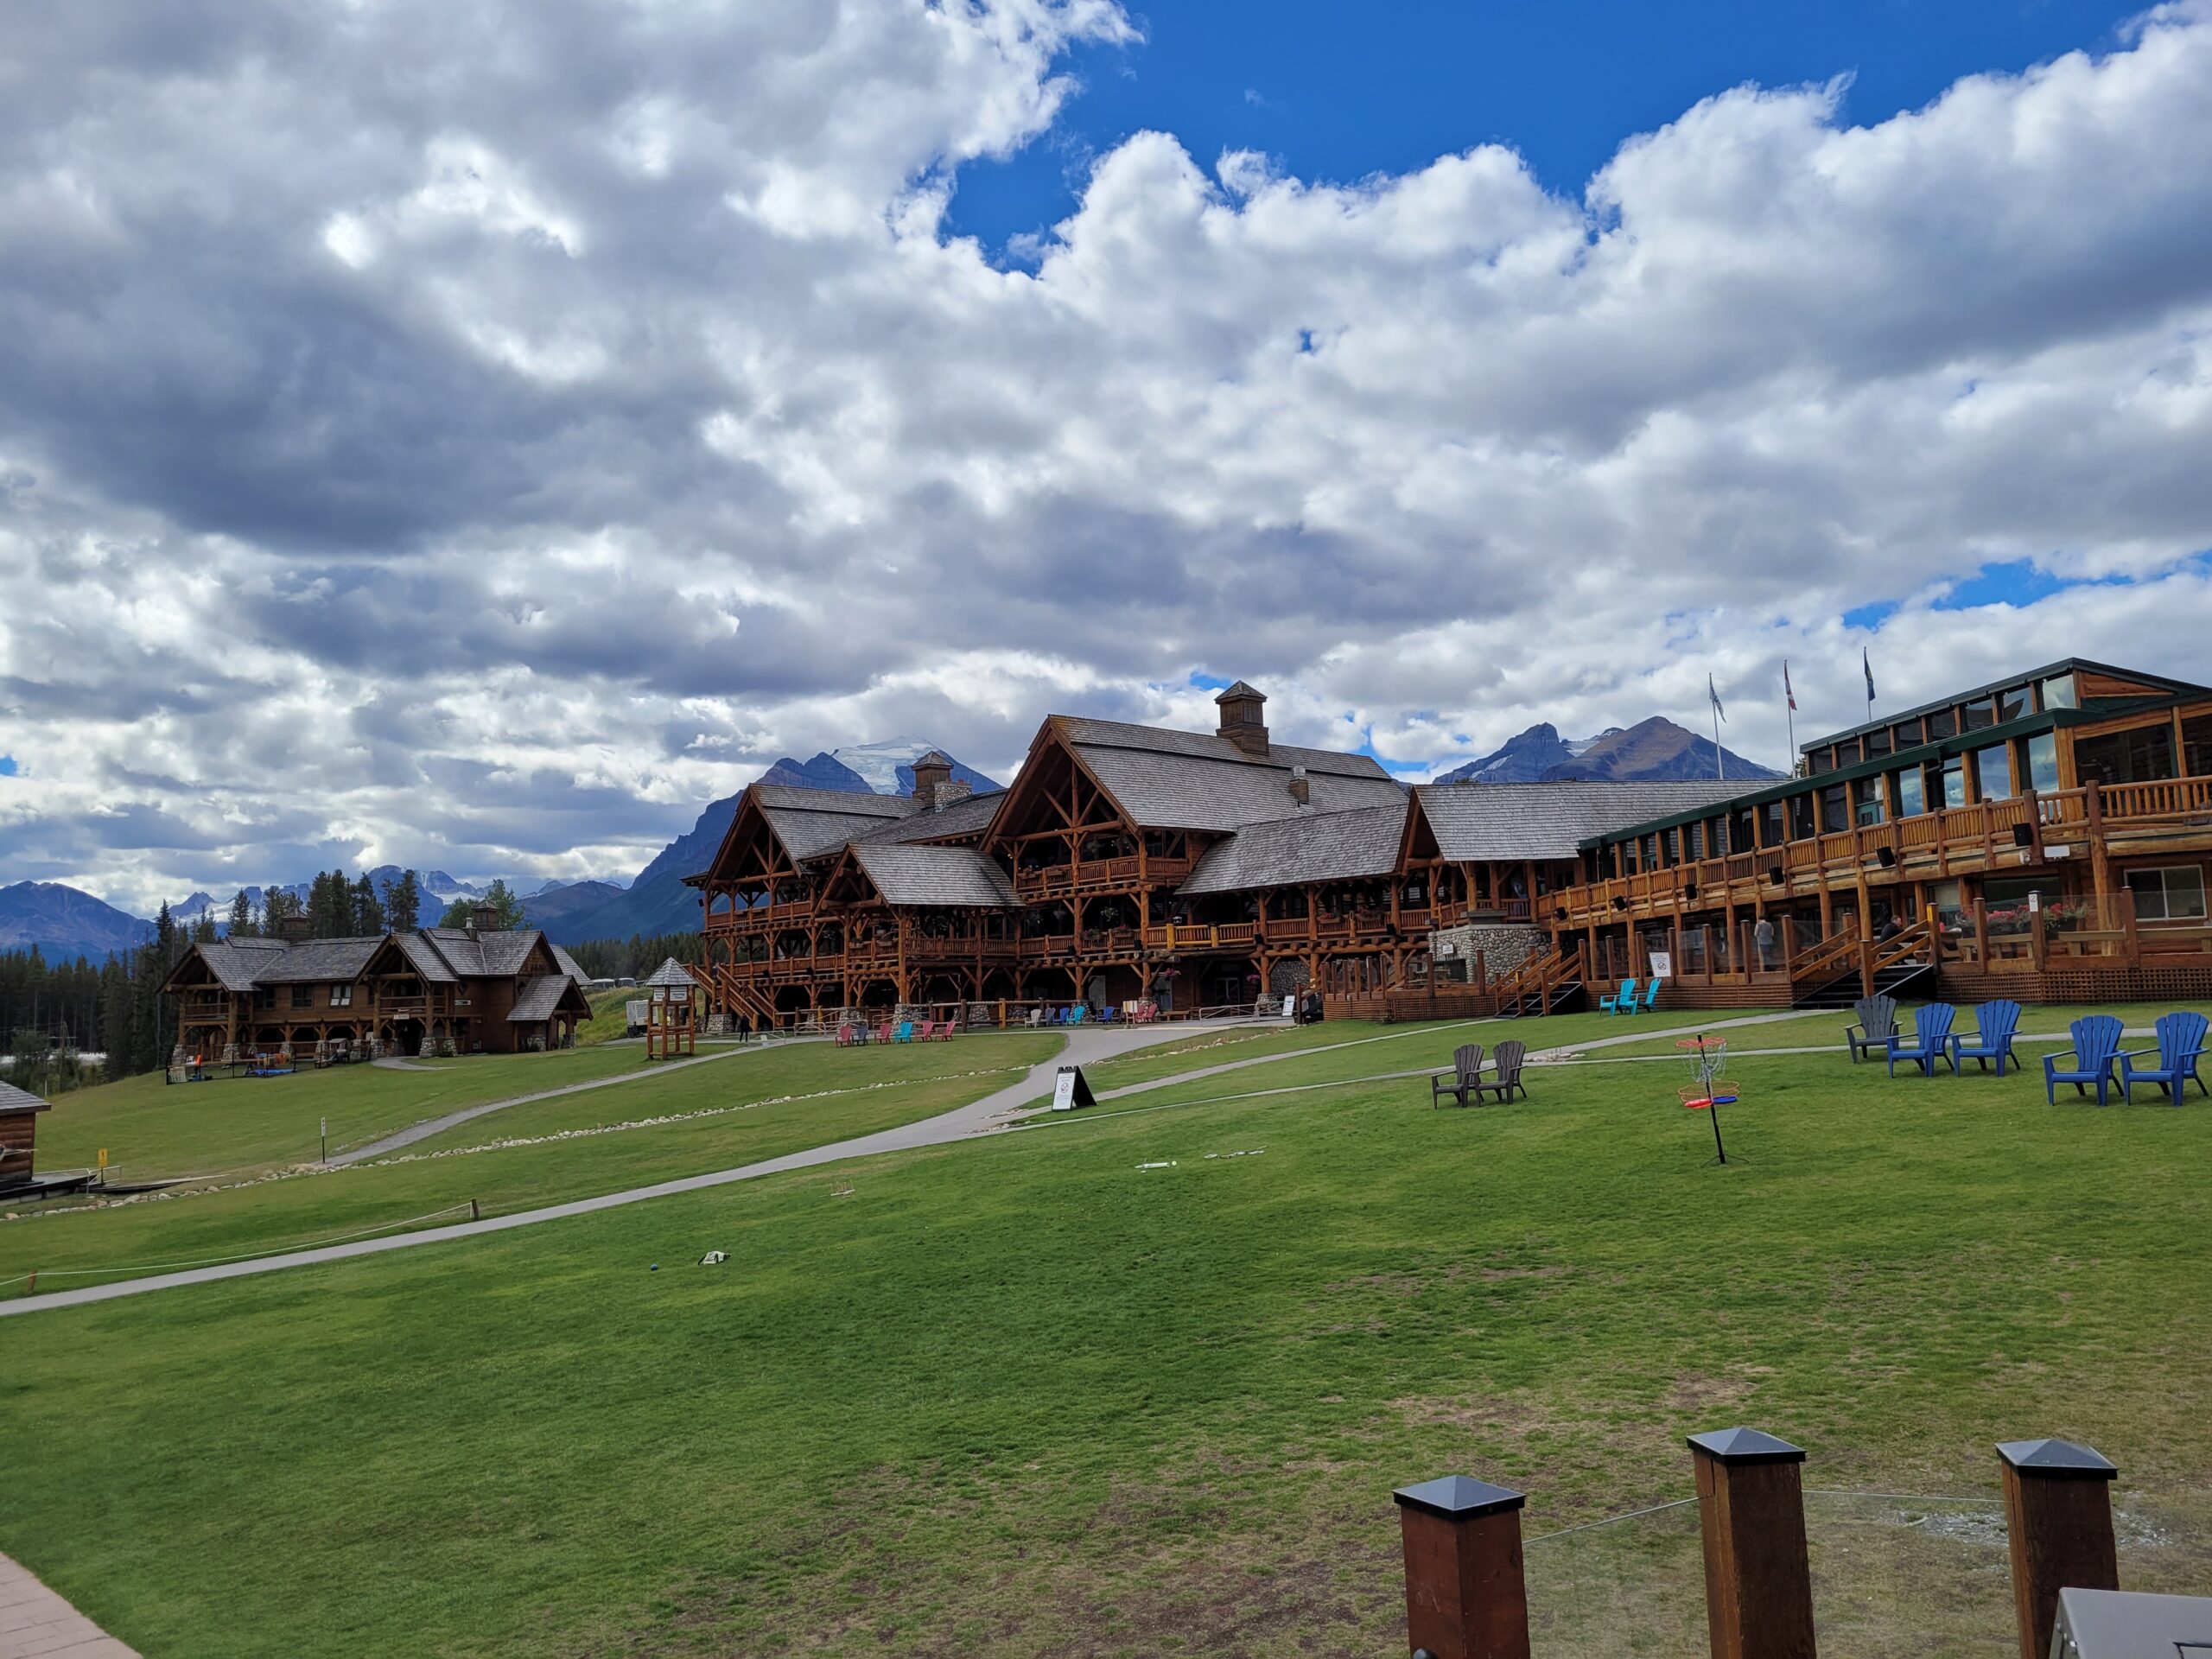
162,905 -> 591,1059
0,1079 -> 51,1194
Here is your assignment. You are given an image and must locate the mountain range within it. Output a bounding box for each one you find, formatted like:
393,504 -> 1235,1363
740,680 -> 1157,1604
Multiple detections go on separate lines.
1436,716 -> 1782,785
3,720 -> 1781,960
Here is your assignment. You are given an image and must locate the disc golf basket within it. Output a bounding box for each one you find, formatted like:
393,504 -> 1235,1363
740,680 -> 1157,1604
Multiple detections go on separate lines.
1677,1036 -> 1739,1165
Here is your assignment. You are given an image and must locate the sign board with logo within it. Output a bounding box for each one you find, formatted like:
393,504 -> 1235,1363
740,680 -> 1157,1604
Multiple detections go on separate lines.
1051,1065 -> 1097,1112
1647,951 -> 1674,980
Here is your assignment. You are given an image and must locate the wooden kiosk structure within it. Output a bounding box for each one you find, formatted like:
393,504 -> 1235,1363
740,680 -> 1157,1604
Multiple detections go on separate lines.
0,1079 -> 53,1196
641,957 -> 700,1059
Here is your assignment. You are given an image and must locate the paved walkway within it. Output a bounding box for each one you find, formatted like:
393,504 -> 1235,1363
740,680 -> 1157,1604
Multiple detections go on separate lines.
0,1023 -> 1239,1319
334,1046 -> 760,1164
0,1555 -> 135,1656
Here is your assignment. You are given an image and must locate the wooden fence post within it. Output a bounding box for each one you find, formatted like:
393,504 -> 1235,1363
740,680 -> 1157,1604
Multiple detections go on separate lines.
1998,1439 -> 2118,1659
1392,1475 -> 1530,1659
1688,1428 -> 1815,1659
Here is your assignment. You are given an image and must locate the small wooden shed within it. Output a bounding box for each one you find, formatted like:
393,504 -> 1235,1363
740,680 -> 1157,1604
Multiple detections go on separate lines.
0,1078 -> 53,1192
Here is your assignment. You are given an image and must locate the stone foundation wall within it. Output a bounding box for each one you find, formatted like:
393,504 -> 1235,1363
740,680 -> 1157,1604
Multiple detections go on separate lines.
1430,924 -> 1546,982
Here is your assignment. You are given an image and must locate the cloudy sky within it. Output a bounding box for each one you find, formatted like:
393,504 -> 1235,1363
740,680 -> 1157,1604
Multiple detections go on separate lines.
3,0 -> 2210,914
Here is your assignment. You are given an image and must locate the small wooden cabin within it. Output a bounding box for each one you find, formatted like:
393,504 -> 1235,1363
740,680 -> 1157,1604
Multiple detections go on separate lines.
0,1079 -> 52,1192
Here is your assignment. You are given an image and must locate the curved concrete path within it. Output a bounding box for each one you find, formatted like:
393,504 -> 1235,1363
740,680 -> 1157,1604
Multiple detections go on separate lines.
5,1008 -> 1836,1320
1,1022 -> 1255,1319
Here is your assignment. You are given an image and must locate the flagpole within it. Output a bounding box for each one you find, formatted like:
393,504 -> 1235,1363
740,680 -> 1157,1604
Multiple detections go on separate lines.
1713,699 -> 1724,782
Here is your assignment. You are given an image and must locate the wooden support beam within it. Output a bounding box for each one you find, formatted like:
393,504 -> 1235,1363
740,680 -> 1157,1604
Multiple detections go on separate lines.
1999,1438 -> 2118,1659
1688,1427 -> 1816,1659
1391,1474 -> 1530,1659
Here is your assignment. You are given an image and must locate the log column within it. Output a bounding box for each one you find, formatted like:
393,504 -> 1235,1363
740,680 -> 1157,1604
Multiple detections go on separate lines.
1392,1474 -> 1529,1659
1998,1438 -> 2118,1659
1688,1427 -> 1816,1659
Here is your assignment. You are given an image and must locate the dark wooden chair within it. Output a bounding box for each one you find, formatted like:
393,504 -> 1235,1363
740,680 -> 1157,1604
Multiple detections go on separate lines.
1431,1044 -> 1484,1109
1845,995 -> 1897,1064
1474,1039 -> 1528,1103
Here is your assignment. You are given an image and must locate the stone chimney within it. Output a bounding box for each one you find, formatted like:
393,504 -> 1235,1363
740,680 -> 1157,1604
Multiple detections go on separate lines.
1287,764 -> 1310,806
933,779 -> 973,813
911,750 -> 955,807
275,912 -> 311,944
470,901 -> 497,938
1214,681 -> 1269,757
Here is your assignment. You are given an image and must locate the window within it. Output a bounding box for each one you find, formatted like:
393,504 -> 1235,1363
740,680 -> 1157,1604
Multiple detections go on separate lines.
2040,673 -> 2077,711
1832,738 -> 1860,768
2024,732 -> 2060,793
253,987 -> 275,1011
1942,755 -> 1967,808
1894,766 -> 1926,817
1891,718 -> 1924,749
1926,707 -> 1957,740
1864,727 -> 1892,760
1853,778 -> 1885,826
291,984 -> 315,1009
2074,723 -> 2177,786
2187,715 -> 2212,778
2126,866 -> 2207,921
329,984 -> 353,1007
1996,684 -> 2031,723
1730,807 -> 1756,853
1821,785 -> 1849,834
1962,696 -> 1997,732
1975,744 -> 2013,801
1760,801 -> 1784,848
1790,792 -> 1817,840
1684,822 -> 1704,861
1662,828 -> 1680,867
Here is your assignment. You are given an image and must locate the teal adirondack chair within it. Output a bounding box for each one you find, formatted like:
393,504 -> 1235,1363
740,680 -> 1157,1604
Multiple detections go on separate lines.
1886,1002 -> 1956,1077
1948,1000 -> 2023,1076
1639,979 -> 1662,1013
2120,1011 -> 2209,1105
1600,978 -> 1637,1014
893,1020 -> 915,1043
2044,1015 -> 2124,1105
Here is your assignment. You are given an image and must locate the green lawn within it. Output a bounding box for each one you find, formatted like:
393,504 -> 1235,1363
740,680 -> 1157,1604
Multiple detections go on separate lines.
4,1034 -> 2207,1656
0,1036 -> 1058,1290
1579,1000 -> 2212,1061
32,1047 -> 658,1179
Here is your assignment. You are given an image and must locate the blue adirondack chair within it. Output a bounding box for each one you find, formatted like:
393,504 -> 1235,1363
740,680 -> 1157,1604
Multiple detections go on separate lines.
1639,978 -> 1662,1013
2044,1014 -> 2124,1105
1948,1000 -> 2023,1077
1599,978 -> 1637,1014
893,1020 -> 915,1043
1885,1002 -> 1956,1077
1067,1004 -> 1087,1026
2120,1011 -> 2209,1106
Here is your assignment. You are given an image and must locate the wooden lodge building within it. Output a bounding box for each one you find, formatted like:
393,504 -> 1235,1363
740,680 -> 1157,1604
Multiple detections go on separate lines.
1551,658 -> 2212,1007
161,905 -> 593,1059
687,683 -> 1742,1026
690,661 -> 2211,1024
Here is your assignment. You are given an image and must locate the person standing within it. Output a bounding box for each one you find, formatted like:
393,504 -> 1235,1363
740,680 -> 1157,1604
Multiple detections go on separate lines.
1753,912 -> 1776,970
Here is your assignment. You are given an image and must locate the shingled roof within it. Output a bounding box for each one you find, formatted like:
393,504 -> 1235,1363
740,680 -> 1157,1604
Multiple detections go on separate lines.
849,842 -> 1019,908
855,787 -> 1006,846
1179,802 -> 1412,894
507,975 -> 576,1022
0,1080 -> 50,1115
750,784 -> 918,862
1415,780 -> 1750,861
1055,717 -> 1404,833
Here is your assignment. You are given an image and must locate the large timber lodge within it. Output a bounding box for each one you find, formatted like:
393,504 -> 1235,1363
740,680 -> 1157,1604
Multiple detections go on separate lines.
689,663 -> 2212,1026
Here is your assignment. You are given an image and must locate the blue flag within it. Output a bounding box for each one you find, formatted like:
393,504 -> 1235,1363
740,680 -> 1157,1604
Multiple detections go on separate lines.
1862,647 -> 1876,704
1707,674 -> 1726,721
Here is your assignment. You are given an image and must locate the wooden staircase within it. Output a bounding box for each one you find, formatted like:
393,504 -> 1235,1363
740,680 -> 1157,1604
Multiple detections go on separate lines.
1789,920 -> 1936,1010
1494,942 -> 1586,1017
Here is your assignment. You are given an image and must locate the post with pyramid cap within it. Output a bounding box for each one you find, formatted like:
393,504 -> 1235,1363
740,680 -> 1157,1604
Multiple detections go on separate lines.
1997,1438 -> 2118,1659
1390,1474 -> 1530,1659
1688,1427 -> 1815,1659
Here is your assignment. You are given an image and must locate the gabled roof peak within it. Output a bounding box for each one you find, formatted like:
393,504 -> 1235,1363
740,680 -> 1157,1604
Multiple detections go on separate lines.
1213,680 -> 1265,702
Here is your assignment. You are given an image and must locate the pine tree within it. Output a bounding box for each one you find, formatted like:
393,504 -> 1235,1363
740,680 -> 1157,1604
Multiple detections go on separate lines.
441,879 -> 525,931
192,910 -> 218,944
383,869 -> 423,933
264,882 -> 302,927
229,888 -> 258,938
352,874 -> 385,936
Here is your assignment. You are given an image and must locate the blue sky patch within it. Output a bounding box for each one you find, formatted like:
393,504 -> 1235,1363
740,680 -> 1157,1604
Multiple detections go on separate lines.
0,755 -> 16,777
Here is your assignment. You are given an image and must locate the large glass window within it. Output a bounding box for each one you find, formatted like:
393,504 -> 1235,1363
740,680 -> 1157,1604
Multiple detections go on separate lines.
1926,707 -> 1957,740
1760,801 -> 1784,847
1853,778 -> 1885,826
1894,766 -> 1926,817
2074,722 -> 2177,785
1942,755 -> 1967,808
1996,684 -> 2032,723
2040,673 -> 2077,711
1790,792 -> 1817,840
2025,732 -> 2060,793
2126,865 -> 2208,921
1975,744 -> 2013,800
1962,696 -> 1997,732
1820,785 -> 1849,834
2186,715 -> 2212,778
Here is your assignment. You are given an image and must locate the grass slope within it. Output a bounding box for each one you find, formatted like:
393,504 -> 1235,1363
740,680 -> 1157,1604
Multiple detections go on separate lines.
3,1039 -> 2207,1656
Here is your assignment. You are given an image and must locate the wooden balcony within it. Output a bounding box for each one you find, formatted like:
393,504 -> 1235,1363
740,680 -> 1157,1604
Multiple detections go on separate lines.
1012,855 -> 1192,900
